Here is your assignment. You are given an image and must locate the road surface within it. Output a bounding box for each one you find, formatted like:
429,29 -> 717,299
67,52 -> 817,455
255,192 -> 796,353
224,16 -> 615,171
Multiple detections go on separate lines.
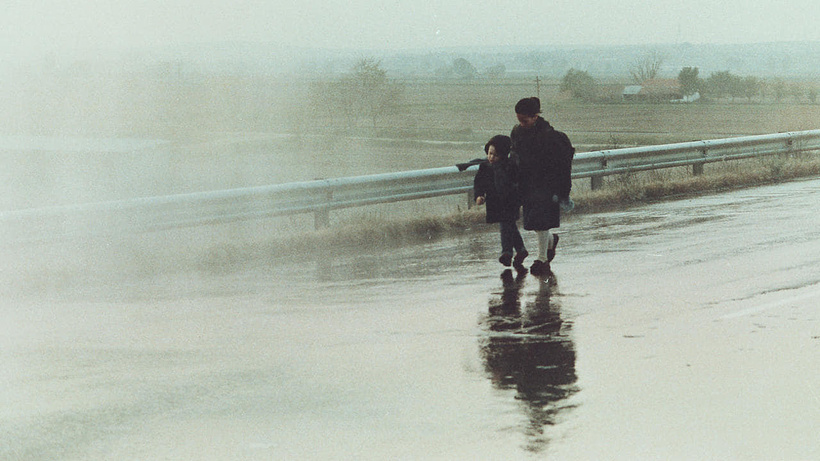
3,177 -> 820,460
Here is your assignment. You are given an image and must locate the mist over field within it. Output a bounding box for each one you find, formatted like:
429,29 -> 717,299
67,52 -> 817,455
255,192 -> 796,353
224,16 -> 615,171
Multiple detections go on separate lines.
4,2 -> 820,457
2,41 -> 820,208
2,41 -> 820,286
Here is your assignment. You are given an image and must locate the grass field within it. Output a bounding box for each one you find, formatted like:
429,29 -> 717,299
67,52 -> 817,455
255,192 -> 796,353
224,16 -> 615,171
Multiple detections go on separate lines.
5,73 -> 820,199
4,74 -> 820,236
365,78 -> 820,136
259,76 -> 820,254
285,76 -> 820,178
4,75 -> 820,279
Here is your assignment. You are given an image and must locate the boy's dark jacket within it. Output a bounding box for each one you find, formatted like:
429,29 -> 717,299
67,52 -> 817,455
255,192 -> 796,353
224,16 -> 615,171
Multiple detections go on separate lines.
473,159 -> 521,223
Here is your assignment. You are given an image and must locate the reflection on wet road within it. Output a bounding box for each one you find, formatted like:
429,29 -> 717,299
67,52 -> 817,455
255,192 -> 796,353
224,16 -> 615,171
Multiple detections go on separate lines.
479,270 -> 578,453
4,178 -> 820,459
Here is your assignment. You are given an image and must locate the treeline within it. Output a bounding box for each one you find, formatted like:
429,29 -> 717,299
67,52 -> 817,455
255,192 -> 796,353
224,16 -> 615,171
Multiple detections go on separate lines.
680,67 -> 818,103
560,66 -> 819,104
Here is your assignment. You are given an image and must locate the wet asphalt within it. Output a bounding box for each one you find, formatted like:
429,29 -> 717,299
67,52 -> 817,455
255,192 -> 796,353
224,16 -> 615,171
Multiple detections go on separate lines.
3,177 -> 820,460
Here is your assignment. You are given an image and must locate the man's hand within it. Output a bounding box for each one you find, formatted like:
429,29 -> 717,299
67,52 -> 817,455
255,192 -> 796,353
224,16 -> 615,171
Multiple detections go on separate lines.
476,196 -> 485,206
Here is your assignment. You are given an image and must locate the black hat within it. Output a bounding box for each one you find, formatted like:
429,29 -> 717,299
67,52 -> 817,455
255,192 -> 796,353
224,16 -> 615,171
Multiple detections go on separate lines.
515,97 -> 541,115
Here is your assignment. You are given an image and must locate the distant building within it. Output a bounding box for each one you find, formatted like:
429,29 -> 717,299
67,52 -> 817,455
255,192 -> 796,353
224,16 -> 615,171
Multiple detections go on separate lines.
673,91 -> 701,103
622,85 -> 642,100
622,79 -> 684,102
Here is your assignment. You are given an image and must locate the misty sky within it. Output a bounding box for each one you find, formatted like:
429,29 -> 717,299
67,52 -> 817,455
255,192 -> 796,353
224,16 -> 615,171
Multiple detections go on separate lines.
2,0 -> 819,59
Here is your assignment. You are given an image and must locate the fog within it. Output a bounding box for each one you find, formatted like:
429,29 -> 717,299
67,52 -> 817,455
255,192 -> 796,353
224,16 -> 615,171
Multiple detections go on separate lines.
2,0 -> 819,211
3,2 -> 820,459
3,36 -> 820,282
3,0 -> 819,55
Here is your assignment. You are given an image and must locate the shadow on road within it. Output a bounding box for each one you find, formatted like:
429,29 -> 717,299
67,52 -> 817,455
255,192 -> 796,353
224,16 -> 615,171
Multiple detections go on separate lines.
479,270 -> 579,453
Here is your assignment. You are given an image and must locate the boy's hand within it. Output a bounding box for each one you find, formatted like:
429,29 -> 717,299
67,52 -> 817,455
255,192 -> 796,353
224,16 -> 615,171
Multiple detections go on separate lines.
475,196 -> 485,206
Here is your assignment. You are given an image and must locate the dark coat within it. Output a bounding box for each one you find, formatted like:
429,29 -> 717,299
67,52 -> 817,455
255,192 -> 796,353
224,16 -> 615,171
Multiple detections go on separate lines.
510,118 -> 574,230
473,160 -> 520,223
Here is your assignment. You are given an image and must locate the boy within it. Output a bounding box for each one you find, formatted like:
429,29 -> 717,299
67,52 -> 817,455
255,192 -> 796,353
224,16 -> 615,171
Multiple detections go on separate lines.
474,135 -> 529,270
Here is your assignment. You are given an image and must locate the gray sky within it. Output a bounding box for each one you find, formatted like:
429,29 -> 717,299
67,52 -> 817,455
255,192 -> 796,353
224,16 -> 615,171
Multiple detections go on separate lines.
2,0 -> 819,59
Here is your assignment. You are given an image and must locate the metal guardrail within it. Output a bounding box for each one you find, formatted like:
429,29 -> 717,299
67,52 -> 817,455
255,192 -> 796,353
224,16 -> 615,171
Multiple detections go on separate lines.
3,129 -> 820,243
572,129 -> 820,188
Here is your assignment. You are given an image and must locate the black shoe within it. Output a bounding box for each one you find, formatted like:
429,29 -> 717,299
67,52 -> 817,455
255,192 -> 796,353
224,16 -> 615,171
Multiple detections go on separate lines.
498,253 -> 512,267
547,234 -> 559,262
530,260 -> 549,276
513,249 -> 529,268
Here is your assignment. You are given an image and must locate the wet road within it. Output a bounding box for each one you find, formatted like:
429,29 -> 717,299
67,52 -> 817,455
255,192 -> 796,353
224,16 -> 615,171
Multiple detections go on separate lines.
3,178 -> 820,460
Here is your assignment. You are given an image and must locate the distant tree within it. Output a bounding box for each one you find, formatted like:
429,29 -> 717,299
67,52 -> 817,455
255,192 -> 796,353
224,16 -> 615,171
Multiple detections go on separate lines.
771,80 -> 787,102
629,51 -> 664,84
789,84 -> 803,102
560,68 -> 597,101
350,58 -> 403,126
453,58 -> 477,79
705,71 -> 735,99
677,67 -> 702,96
313,58 -> 402,128
809,88 -> 818,104
485,64 -> 506,79
350,58 -> 387,89
757,80 -> 769,100
434,66 -> 454,78
741,76 -> 762,101
727,74 -> 745,101
703,71 -> 762,102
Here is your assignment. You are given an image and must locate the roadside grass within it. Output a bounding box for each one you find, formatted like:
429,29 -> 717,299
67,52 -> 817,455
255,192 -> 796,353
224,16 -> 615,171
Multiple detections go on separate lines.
41,148 -> 813,281
574,152 -> 820,212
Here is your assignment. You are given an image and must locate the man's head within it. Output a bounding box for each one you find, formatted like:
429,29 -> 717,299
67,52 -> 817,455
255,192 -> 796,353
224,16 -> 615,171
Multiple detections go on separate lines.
515,97 -> 541,128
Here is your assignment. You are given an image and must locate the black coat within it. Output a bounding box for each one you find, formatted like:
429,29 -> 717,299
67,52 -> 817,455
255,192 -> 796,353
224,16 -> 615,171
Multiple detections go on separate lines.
473,160 -> 520,223
510,118 -> 574,230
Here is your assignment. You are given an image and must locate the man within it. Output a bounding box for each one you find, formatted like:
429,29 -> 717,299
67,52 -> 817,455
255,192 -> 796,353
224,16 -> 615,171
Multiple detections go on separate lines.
510,97 -> 575,276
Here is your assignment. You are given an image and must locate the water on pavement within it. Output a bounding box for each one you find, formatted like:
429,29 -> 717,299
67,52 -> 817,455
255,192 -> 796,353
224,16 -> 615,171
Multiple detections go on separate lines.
3,178 -> 820,460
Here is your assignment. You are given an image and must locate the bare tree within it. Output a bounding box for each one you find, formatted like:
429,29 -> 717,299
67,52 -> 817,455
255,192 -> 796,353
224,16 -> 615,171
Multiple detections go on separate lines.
630,51 -> 664,84
311,58 -> 402,129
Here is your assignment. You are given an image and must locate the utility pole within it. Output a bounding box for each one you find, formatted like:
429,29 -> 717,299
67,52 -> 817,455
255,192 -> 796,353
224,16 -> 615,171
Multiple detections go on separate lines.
535,76 -> 541,99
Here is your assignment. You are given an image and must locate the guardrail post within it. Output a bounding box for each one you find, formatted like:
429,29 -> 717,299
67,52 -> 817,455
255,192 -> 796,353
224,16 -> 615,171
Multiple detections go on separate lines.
315,209 -> 329,230
693,144 -> 708,176
591,155 -> 606,190
314,187 -> 332,230
466,189 -> 475,209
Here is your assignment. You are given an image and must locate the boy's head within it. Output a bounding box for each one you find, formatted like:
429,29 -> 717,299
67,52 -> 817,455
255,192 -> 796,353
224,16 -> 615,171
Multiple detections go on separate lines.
484,135 -> 511,164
